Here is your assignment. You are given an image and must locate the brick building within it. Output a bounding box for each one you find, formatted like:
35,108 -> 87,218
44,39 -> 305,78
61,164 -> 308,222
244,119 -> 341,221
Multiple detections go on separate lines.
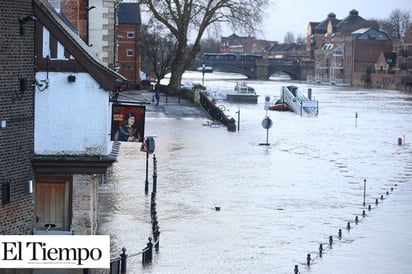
395,24 -> 412,89
116,2 -> 142,89
220,33 -> 275,55
0,0 -> 36,235
308,9 -> 391,86
1,0 -> 127,238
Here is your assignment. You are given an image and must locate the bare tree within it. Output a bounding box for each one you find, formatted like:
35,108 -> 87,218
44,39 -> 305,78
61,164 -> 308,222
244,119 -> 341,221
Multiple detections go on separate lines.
140,0 -> 269,93
283,32 -> 295,44
380,9 -> 411,39
140,21 -> 178,87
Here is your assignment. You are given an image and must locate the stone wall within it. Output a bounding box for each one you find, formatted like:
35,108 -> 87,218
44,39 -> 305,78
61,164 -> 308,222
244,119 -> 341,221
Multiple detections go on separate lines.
71,174 -> 102,235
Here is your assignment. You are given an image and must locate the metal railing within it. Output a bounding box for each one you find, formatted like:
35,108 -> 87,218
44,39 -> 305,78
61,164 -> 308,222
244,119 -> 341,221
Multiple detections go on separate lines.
281,86 -> 318,116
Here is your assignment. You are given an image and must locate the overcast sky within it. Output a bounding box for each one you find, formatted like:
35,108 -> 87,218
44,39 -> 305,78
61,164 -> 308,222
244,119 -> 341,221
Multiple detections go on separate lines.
230,0 -> 412,42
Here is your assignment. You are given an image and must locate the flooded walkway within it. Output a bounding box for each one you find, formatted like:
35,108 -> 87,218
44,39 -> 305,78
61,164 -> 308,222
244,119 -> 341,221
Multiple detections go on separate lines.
99,80 -> 412,274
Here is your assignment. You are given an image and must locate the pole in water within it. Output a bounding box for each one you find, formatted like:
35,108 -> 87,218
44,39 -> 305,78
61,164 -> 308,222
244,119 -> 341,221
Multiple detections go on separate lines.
145,150 -> 149,194
355,112 -> 358,128
294,265 -> 299,274
259,116 -> 272,146
306,254 -> 311,266
363,179 -> 366,206
236,107 -> 240,131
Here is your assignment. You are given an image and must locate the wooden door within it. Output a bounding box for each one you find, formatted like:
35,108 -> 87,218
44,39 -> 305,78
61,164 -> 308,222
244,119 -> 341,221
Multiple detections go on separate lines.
35,177 -> 71,231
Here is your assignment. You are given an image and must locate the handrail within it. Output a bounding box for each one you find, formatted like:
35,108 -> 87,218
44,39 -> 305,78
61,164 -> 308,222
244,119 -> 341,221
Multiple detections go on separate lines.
281,86 -> 318,116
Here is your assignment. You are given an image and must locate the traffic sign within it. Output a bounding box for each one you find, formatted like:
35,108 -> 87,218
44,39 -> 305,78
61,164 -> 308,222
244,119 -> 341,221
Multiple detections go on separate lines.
261,117 -> 273,129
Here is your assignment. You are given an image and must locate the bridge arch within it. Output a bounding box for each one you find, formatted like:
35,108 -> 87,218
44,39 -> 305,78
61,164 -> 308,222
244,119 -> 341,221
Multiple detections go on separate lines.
267,67 -> 299,80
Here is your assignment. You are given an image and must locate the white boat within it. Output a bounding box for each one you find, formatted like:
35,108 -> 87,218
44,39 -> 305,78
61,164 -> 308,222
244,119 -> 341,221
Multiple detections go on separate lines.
226,82 -> 259,103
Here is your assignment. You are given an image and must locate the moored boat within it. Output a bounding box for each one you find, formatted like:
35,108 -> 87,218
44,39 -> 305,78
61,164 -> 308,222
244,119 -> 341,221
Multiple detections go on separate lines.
269,103 -> 290,111
226,82 -> 259,104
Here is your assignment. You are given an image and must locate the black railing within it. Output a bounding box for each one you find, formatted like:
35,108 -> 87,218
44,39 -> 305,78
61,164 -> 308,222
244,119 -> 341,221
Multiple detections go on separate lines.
106,155 -> 161,274
199,92 -> 236,131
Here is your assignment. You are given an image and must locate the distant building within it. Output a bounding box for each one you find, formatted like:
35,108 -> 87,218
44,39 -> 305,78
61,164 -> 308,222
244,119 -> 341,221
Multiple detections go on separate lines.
116,2 -> 142,89
220,33 -> 275,55
57,0 -> 116,67
266,43 -> 308,60
307,9 -> 391,86
395,24 -> 412,89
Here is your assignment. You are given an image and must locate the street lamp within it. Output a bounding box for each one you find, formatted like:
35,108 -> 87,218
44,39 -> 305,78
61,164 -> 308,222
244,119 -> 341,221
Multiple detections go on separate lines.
86,6 -> 96,46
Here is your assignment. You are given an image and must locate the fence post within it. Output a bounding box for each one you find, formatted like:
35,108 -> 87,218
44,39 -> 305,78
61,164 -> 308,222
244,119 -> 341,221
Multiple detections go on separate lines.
152,155 -> 157,193
154,225 -> 160,251
142,237 -> 153,265
120,247 -> 127,274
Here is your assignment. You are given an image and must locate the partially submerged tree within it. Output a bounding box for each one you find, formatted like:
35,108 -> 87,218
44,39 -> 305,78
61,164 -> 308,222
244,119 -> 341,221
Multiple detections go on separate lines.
140,0 -> 269,94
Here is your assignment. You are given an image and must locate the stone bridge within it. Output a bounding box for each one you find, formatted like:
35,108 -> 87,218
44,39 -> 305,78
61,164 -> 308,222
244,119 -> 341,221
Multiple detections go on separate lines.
189,55 -> 314,80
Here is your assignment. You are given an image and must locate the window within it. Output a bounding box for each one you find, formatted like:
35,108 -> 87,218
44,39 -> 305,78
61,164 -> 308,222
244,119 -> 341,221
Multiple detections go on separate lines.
127,32 -> 135,39
127,49 -> 134,57
2,182 -> 10,205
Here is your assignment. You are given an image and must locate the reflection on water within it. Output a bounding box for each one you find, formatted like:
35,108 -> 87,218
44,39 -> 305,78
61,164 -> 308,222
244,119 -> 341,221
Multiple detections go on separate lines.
98,77 -> 412,274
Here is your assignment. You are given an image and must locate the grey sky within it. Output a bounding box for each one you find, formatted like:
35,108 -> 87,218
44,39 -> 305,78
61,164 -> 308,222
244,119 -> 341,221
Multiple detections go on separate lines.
246,0 -> 411,42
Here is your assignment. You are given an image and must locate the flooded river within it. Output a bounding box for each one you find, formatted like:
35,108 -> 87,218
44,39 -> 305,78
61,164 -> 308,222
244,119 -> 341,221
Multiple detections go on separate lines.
98,73 -> 412,274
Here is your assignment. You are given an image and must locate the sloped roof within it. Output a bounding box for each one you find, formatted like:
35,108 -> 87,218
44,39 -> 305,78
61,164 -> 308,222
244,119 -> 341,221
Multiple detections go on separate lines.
118,3 -> 141,25
336,9 -> 366,33
268,43 -> 306,52
351,27 -> 390,40
33,0 -> 128,91
315,12 -> 340,34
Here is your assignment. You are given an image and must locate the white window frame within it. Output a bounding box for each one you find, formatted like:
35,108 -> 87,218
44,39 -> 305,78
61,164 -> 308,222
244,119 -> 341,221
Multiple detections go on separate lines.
127,49 -> 134,56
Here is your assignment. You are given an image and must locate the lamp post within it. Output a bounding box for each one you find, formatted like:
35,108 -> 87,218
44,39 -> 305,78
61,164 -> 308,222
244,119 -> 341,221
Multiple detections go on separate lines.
86,6 -> 96,46
142,135 -> 157,194
202,63 -> 205,86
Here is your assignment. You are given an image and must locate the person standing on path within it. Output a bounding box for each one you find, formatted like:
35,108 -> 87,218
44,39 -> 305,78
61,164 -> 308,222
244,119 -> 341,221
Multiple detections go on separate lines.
155,88 -> 160,106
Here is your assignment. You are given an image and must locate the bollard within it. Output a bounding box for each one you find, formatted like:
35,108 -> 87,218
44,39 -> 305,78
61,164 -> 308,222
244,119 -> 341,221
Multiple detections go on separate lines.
294,264 -> 299,274
355,216 -> 359,224
154,226 -> 160,250
398,137 -> 402,146
338,229 -> 342,238
142,238 -> 153,265
152,220 -> 158,234
386,191 -> 389,195
152,155 -> 157,193
368,204 -> 371,211
347,222 -> 351,230
381,194 -> 384,200
329,236 -> 333,247
120,247 -> 127,274
319,244 -> 323,257
375,198 -> 378,205
362,210 -> 366,217
306,254 -> 311,266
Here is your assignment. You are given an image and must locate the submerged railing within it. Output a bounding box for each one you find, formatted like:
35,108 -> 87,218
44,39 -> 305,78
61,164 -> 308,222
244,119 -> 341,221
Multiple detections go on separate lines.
281,86 -> 318,116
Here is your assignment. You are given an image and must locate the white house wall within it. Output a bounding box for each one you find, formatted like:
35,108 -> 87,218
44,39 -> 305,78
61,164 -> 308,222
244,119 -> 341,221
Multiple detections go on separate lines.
35,71 -> 112,155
